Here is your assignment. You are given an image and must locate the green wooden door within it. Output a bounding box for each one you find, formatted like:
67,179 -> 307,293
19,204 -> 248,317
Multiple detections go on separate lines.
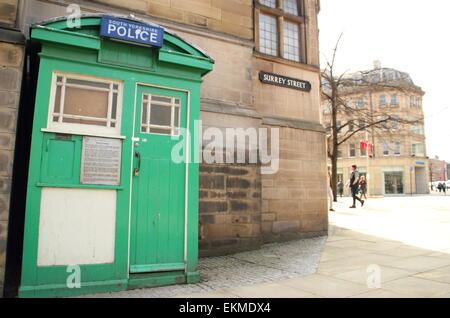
130,85 -> 187,274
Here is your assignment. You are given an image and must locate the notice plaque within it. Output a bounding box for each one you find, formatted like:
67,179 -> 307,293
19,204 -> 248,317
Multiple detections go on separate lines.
81,137 -> 122,186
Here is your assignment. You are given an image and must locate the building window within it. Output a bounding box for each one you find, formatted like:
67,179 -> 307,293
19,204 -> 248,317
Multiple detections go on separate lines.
412,123 -> 424,135
48,72 -> 122,136
256,0 -> 305,63
283,21 -> 300,62
259,14 -> 278,56
360,143 -> 367,157
141,94 -> 181,136
410,96 -> 422,109
379,95 -> 386,106
412,143 -> 425,157
349,143 -> 356,157
356,97 -> 365,109
390,94 -> 399,106
260,0 -> 276,7
383,140 -> 390,156
384,172 -> 404,194
284,0 -> 299,15
394,141 -> 401,155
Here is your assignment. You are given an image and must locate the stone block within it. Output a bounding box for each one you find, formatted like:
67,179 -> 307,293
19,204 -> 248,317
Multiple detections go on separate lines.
148,3 -> 184,22
199,200 -> 228,213
93,0 -> 148,13
0,151 -> 13,176
261,221 -> 272,233
0,0 -> 17,26
0,133 -> 15,150
268,199 -> 300,213
300,212 -> 328,232
0,91 -> 17,106
226,177 -> 251,189
261,212 -> 276,222
0,43 -> 23,68
272,221 -> 300,234
200,174 -> 225,189
172,0 -> 221,20
0,68 -> 20,90
0,193 -> 10,221
0,177 -> 11,193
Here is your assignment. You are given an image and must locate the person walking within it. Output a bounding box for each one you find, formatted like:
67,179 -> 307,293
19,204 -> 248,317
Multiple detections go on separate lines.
349,164 -> 364,208
327,166 -> 335,211
359,175 -> 368,200
338,181 -> 344,197
438,182 -> 442,193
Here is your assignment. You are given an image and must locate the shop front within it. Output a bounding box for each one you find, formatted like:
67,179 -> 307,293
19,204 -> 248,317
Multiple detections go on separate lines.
19,14 -> 213,297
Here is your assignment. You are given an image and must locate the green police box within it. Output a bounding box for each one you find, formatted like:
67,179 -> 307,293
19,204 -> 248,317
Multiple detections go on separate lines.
19,14 -> 214,297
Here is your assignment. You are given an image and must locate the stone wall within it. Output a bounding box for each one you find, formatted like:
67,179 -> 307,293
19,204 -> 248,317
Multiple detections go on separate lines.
261,126 -> 328,242
91,0 -> 253,39
198,161 -> 262,256
0,0 -> 24,296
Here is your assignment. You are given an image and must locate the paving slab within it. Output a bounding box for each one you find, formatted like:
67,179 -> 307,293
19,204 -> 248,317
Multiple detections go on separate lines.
276,274 -> 370,298
381,276 -> 450,298
331,265 -> 416,285
350,289 -> 406,298
317,253 -> 401,276
222,282 -> 317,298
385,255 -> 450,272
413,265 -> 450,284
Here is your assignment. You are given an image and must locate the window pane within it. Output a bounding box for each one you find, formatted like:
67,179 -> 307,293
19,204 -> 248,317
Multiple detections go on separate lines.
54,86 -> 62,114
259,14 -> 278,56
283,0 -> 299,15
385,172 -> 404,194
383,141 -> 389,155
174,107 -> 180,127
283,21 -> 300,62
260,0 -> 276,8
66,78 -> 110,89
111,93 -> 118,120
150,104 -> 172,126
152,95 -> 172,104
141,103 -> 148,125
64,86 -> 109,119
150,127 -> 171,135
394,142 -> 400,155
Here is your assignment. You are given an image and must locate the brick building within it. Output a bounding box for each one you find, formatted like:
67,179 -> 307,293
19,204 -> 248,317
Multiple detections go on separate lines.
322,64 -> 429,196
1,0 -> 327,296
429,157 -> 448,183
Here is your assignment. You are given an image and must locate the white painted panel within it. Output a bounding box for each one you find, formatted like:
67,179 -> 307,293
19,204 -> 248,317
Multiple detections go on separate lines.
37,188 -> 116,266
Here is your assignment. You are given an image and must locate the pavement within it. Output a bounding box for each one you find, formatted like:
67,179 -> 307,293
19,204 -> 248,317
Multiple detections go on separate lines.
83,194 -> 450,298
176,195 -> 450,298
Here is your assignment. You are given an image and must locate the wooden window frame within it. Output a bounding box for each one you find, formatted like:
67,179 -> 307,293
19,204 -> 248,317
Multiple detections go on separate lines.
47,72 -> 123,137
255,0 -> 307,64
140,93 -> 181,136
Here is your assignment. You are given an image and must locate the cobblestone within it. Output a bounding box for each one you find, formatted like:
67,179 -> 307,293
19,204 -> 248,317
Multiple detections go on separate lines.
81,236 -> 326,298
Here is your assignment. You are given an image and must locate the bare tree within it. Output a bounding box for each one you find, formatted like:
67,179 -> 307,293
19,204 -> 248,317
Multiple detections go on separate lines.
321,35 -> 424,200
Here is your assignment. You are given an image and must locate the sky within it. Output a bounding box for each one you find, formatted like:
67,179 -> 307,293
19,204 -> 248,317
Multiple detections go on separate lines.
318,0 -> 450,162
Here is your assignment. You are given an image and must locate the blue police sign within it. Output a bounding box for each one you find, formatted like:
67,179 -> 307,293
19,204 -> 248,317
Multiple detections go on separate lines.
100,16 -> 164,48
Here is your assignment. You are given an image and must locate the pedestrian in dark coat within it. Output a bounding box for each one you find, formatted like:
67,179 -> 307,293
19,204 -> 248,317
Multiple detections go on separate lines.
349,165 -> 364,208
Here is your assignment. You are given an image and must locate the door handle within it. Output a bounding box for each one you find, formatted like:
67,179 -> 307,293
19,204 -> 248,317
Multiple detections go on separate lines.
134,151 -> 141,176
